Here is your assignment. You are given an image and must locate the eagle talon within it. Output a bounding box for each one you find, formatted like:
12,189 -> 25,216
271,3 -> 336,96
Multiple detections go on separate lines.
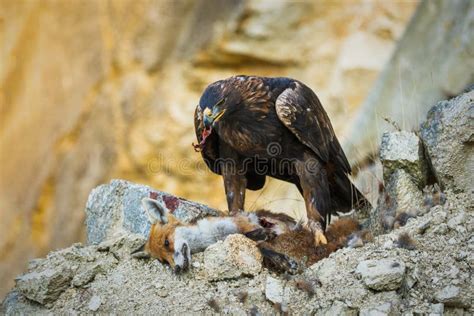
192,142 -> 202,152
314,230 -> 328,246
306,220 -> 327,246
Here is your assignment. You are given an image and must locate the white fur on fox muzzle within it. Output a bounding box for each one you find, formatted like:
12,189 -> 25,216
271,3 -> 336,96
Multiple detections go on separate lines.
173,241 -> 191,273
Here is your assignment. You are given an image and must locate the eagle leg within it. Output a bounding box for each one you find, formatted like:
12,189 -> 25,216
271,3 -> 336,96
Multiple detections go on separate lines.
222,170 -> 247,215
295,157 -> 331,246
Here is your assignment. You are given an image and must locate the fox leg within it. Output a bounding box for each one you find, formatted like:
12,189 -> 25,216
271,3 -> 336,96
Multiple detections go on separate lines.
259,247 -> 299,274
295,157 -> 330,245
245,228 -> 277,241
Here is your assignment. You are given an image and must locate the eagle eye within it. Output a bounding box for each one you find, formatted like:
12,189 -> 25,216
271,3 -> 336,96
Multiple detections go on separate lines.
214,98 -> 226,107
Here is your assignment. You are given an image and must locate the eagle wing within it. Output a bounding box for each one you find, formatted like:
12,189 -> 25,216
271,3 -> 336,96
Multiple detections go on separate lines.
275,82 -> 351,173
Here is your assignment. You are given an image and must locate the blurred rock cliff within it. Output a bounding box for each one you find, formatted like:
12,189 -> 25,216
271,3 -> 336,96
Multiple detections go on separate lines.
0,0 -> 422,298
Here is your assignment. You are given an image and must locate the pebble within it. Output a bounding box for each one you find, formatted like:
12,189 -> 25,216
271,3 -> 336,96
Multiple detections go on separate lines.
88,295 -> 101,312
265,276 -> 284,304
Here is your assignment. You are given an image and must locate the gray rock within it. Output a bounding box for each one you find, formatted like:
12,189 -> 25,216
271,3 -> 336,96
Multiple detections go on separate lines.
429,303 -> 444,315
447,211 -> 466,230
380,131 -> 428,187
319,301 -> 357,316
85,179 -> 220,244
420,90 -> 474,193
371,169 -> 424,234
444,307 -> 466,316
1,291 -> 49,315
386,169 -> 424,215
87,295 -> 101,311
71,257 -> 116,288
356,258 -> 406,291
359,302 -> 393,316
15,266 -> 73,304
203,234 -> 262,281
435,285 -> 464,307
359,291 -> 400,316
265,276 -> 284,304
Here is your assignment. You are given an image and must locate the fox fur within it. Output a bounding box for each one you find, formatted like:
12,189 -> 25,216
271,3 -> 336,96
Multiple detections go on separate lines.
133,198 -> 368,273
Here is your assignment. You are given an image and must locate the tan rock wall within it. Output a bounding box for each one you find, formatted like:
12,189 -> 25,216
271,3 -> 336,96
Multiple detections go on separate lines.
0,0 -> 417,297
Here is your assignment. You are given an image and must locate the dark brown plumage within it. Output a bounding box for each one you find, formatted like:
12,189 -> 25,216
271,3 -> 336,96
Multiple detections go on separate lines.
194,76 -> 370,242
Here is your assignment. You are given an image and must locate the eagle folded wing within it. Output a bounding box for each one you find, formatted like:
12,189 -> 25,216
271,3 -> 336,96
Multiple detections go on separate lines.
275,82 -> 351,173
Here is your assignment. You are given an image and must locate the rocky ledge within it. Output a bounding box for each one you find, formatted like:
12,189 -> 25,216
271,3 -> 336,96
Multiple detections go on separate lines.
2,91 -> 473,315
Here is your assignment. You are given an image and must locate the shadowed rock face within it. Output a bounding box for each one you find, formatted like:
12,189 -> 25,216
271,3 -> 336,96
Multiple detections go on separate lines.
2,93 -> 474,314
0,1 -> 417,297
419,89 -> 474,194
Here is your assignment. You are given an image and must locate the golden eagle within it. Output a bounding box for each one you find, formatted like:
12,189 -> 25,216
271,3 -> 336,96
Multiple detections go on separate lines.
194,76 -> 370,244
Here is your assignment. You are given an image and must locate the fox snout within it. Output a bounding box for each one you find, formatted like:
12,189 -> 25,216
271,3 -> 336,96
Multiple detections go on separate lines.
173,242 -> 191,273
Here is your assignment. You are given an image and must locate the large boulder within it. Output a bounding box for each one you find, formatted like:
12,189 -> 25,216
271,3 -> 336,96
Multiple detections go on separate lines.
380,131 -> 428,187
420,90 -> 474,193
85,179 -> 220,244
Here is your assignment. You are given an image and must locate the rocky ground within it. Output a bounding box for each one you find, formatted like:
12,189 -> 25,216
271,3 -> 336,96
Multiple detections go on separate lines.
2,91 -> 472,314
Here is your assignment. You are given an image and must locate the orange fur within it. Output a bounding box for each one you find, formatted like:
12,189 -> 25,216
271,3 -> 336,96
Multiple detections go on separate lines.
325,218 -> 360,244
141,202 -> 364,272
260,217 -> 361,268
145,216 -> 181,267
233,215 -> 260,233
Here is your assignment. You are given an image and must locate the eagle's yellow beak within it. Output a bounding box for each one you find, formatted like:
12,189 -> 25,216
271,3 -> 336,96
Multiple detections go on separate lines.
213,109 -> 226,122
203,108 -> 226,128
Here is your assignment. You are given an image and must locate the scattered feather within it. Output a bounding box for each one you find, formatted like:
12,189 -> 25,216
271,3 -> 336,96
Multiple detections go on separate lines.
207,298 -> 220,312
396,232 -> 417,250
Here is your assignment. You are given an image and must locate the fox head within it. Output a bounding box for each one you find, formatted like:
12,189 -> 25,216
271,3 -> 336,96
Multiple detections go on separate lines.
132,198 -> 191,273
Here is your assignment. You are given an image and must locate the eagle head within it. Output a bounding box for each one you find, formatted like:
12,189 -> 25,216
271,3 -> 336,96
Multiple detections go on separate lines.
193,81 -> 242,152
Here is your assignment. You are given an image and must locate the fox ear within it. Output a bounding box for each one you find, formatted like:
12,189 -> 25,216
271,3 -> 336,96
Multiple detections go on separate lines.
141,198 -> 169,225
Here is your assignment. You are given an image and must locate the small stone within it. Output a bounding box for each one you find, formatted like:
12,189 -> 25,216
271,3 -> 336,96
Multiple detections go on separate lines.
443,307 -> 466,316
192,261 -> 201,268
157,289 -> 169,298
72,264 -> 101,287
320,301 -> 357,316
429,303 -> 444,315
435,285 -> 462,306
356,258 -> 406,291
15,266 -> 73,304
265,276 -> 284,304
382,240 -> 394,249
430,206 -> 447,224
432,223 -> 449,235
455,251 -> 468,261
203,235 -> 262,281
417,219 -> 431,234
447,211 -> 465,230
88,295 -> 101,311
360,302 -> 393,316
